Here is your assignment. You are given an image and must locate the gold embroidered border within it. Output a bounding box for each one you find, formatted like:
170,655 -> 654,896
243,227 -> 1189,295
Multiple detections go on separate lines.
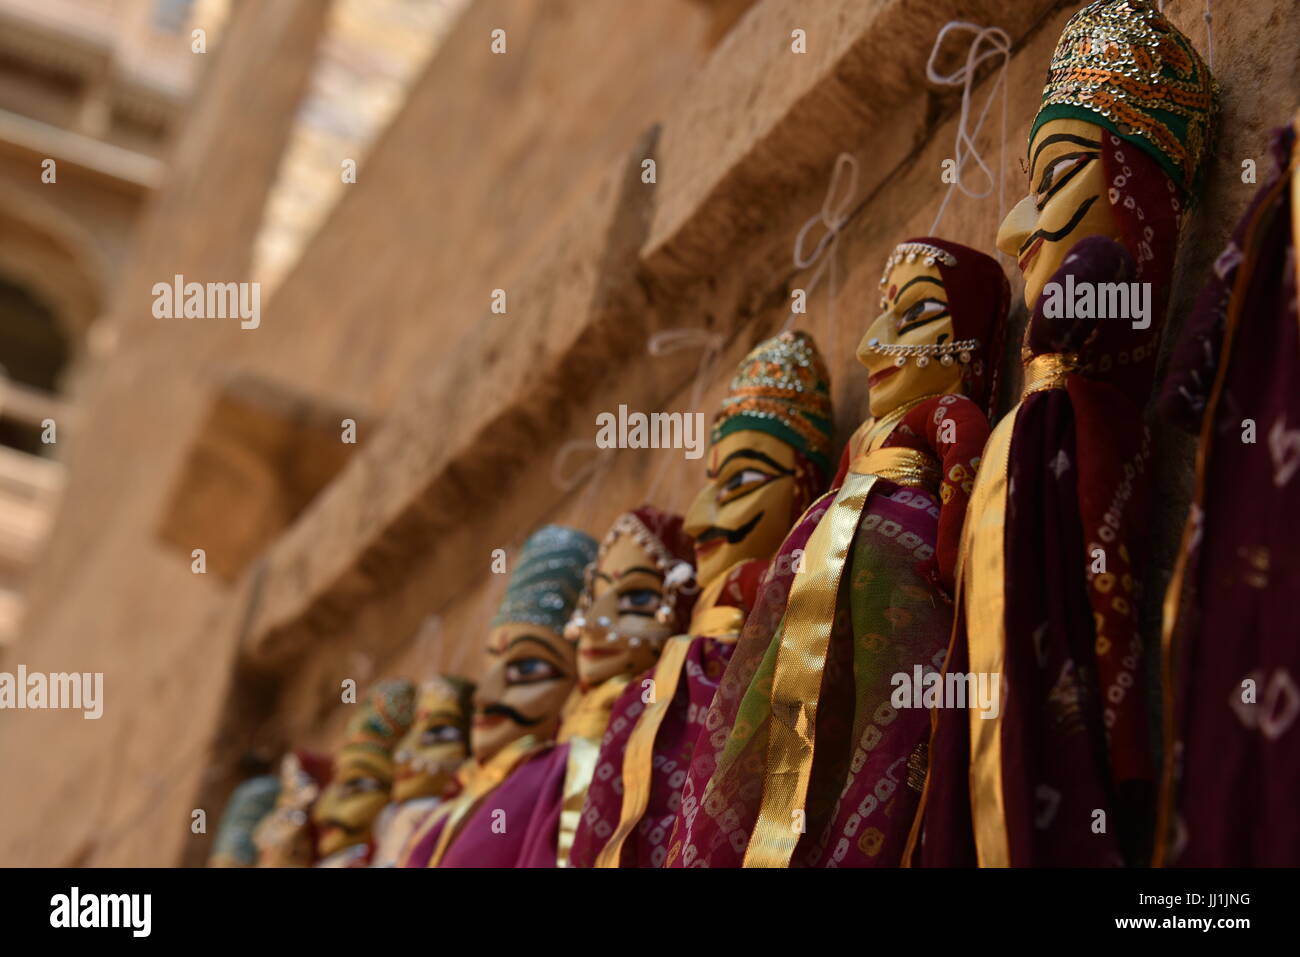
743,471 -> 880,867
593,635 -> 693,867
964,409 -> 1016,868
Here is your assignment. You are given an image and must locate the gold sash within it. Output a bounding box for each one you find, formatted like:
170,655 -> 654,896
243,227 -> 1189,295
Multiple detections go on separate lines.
594,566 -> 746,867
744,443 -> 939,867
554,676 -> 628,867
962,409 -> 1016,868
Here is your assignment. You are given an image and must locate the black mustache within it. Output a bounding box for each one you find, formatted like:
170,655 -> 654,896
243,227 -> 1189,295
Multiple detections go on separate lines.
1020,193 -> 1099,252
696,510 -> 764,546
479,703 -> 543,726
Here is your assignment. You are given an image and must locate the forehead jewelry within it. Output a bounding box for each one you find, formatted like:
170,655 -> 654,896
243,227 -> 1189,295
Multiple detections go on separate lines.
863,337 -> 981,369
563,513 -> 695,640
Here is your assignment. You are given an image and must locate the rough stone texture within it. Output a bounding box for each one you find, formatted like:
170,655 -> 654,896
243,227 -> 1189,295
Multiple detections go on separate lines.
0,0 -> 1296,865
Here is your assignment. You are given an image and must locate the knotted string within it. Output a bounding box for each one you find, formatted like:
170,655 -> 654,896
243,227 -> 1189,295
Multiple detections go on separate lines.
642,328 -> 725,512
550,436 -> 617,519
925,21 -> 1011,240
782,152 -> 859,369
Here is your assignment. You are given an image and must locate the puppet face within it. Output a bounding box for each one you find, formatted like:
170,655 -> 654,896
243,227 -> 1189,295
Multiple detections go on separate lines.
575,533 -> 675,689
997,118 -> 1123,308
471,621 -> 576,763
391,683 -> 470,803
858,259 -> 965,417
311,750 -> 393,858
685,428 -> 798,588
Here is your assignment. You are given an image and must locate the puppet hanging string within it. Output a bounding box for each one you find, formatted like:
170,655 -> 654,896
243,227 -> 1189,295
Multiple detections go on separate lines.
925,21 -> 1011,240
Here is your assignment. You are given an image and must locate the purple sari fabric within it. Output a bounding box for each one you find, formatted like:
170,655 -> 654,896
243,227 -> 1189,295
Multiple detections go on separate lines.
434,749 -> 561,867
1156,124 -> 1299,866
569,636 -> 739,867
512,744 -> 571,868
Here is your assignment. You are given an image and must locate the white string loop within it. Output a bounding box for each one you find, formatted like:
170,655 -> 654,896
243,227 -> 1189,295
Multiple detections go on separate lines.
925,21 -> 1012,236
782,153 -> 859,340
643,328 -> 725,510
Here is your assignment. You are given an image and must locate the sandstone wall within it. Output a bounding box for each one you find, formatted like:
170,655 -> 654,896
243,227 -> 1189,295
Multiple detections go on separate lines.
0,0 -> 1295,865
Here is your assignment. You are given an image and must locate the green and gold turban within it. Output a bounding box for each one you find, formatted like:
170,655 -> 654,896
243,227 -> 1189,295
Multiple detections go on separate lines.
340,679 -> 416,761
711,330 -> 834,478
491,525 -> 598,633
1031,0 -> 1216,200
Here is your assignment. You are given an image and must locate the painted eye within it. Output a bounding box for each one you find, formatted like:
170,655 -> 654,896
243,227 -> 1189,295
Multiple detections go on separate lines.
419,724 -> 464,746
618,588 -> 661,615
719,468 -> 772,503
896,298 -> 949,333
1035,154 -> 1091,207
341,776 -> 384,796
505,657 -> 559,684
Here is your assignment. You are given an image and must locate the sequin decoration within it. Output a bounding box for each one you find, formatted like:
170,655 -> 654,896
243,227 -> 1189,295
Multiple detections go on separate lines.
491,524 -> 598,632
1032,0 -> 1217,199
711,330 -> 834,478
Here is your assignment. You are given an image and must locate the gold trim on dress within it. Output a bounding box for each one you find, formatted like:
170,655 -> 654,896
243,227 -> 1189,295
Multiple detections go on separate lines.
963,409 -> 1016,868
850,445 -> 940,489
554,677 -> 628,866
425,734 -> 544,867
593,635 -> 692,867
743,471 -> 881,867
1154,136 -> 1299,865
1021,352 -> 1080,395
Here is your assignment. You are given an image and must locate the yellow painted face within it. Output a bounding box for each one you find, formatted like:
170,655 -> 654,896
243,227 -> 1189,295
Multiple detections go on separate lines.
391,683 -> 470,804
685,428 -> 798,588
311,750 -> 393,858
858,260 -> 965,418
471,622 -> 576,763
575,533 -> 675,689
997,118 -> 1122,307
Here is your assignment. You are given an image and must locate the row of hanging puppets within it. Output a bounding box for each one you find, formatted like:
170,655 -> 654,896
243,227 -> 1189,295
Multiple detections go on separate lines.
209,0 -> 1297,868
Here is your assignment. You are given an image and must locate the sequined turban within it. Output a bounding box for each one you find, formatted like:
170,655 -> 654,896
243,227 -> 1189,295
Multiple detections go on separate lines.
491,525 -> 599,632
1031,0 -> 1216,200
711,330 -> 835,479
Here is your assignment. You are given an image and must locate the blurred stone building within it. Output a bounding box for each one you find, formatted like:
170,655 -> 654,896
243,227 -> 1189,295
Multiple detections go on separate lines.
0,0 -> 1294,866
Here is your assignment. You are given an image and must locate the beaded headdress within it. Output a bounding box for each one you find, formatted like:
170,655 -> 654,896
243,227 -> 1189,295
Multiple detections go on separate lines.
1031,0 -> 1216,200
209,775 -> 279,867
564,505 -> 698,640
491,525 -> 598,632
338,678 -> 416,762
711,330 -> 834,479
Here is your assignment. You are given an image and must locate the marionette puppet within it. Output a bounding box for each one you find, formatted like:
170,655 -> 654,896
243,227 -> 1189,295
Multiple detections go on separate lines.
570,330 -> 835,868
368,675 -> 474,866
905,0 -> 1216,868
1154,115 -> 1298,867
207,775 -> 279,867
667,240 -> 1007,868
254,749 -> 332,867
460,506 -> 699,867
397,525 -> 597,867
309,679 -> 415,867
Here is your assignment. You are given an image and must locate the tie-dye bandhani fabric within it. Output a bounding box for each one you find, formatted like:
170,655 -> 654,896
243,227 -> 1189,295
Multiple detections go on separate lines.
1154,121 -> 1300,866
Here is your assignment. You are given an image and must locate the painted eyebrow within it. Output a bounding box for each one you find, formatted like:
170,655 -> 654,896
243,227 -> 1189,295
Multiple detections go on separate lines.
486,634 -> 563,656
894,275 -> 945,302
710,448 -> 794,478
617,565 -> 663,579
1029,132 -> 1102,182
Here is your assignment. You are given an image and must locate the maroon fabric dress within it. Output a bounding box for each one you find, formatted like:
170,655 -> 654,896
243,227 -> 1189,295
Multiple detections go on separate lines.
1154,123 -> 1300,866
